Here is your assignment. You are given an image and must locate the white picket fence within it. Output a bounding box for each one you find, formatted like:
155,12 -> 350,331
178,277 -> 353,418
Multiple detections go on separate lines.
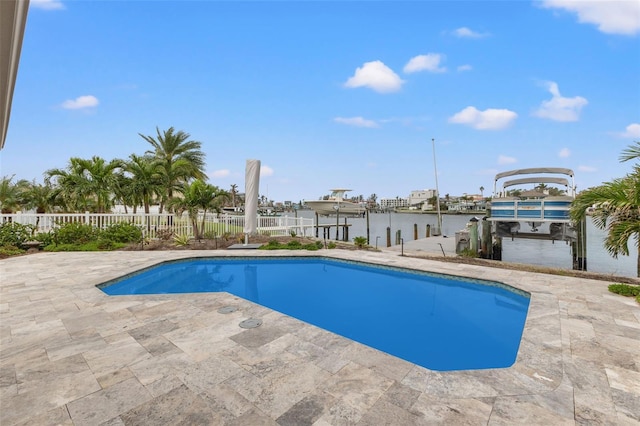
0,212 -> 315,239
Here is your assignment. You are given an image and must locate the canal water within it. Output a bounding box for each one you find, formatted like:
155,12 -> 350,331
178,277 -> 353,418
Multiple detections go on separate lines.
295,210 -> 637,278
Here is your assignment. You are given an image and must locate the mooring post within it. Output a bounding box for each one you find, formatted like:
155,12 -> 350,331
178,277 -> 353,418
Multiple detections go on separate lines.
572,219 -> 587,271
481,217 -> 492,259
386,227 -> 391,247
426,224 -> 431,238
493,236 -> 502,261
315,212 -> 319,238
414,223 -> 418,240
343,217 -> 348,242
366,209 -> 370,245
395,230 -> 401,245
469,217 -> 479,254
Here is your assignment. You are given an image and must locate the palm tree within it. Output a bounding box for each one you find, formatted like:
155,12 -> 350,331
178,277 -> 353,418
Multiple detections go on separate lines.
230,184 -> 238,208
46,156 -> 124,213
0,176 -> 30,213
140,127 -> 207,213
123,154 -> 163,214
480,186 -> 484,199
570,141 -> 640,277
167,180 -> 229,239
22,180 -> 56,214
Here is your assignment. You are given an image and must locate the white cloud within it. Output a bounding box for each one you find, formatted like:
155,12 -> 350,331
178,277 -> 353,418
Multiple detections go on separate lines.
498,155 -> 517,165
60,95 -> 99,110
558,148 -> 571,158
210,169 -> 230,178
620,123 -> 640,138
333,117 -> 379,128
260,165 -> 274,177
578,165 -> 597,172
540,0 -> 640,36
403,54 -> 446,74
448,106 -> 518,130
533,82 -> 587,122
457,64 -> 473,72
453,27 -> 488,38
344,61 -> 404,93
30,0 -> 65,10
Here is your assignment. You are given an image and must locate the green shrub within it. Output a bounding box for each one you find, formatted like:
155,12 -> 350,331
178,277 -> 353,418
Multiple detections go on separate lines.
353,236 -> 367,248
44,241 -> 127,252
286,240 -> 302,248
0,222 -> 35,246
608,283 -> 640,297
173,234 -> 190,246
0,245 -> 25,256
52,222 -> 97,245
459,248 -> 479,258
35,231 -> 53,246
203,230 -> 217,240
327,242 -> 336,249
101,222 -> 142,243
259,239 -> 323,251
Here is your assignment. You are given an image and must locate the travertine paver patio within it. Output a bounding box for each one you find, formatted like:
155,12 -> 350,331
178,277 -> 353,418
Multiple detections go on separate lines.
1,250 -> 639,425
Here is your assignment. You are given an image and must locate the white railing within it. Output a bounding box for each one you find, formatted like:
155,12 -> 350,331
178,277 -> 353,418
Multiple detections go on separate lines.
0,212 -> 315,240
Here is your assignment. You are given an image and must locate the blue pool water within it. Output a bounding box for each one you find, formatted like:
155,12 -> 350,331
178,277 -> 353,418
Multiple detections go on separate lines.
99,257 -> 530,371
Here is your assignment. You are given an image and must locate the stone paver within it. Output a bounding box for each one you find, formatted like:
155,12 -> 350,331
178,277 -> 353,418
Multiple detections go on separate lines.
1,249 -> 639,425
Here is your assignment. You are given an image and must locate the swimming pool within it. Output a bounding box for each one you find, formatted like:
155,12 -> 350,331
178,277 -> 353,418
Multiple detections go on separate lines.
99,257 -> 530,371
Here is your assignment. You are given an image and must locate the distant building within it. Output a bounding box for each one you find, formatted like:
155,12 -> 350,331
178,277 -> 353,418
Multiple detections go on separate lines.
408,189 -> 436,207
380,197 -> 409,209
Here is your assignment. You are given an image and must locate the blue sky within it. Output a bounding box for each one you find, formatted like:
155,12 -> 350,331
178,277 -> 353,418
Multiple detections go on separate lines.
1,0 -> 639,203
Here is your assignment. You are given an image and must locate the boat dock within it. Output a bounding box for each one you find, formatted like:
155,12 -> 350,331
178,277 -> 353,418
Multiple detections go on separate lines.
384,235 -> 457,257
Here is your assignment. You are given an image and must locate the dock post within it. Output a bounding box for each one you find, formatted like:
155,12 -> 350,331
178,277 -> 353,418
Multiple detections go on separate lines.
315,212 -> 319,238
481,217 -> 492,259
493,236 -> 502,261
414,223 -> 418,240
395,230 -> 401,245
343,217 -> 348,242
572,219 -> 587,271
386,227 -> 391,247
469,217 -> 479,254
426,224 -> 431,238
366,210 -> 370,245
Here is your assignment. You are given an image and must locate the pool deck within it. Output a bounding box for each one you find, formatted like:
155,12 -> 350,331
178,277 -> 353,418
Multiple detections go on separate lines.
1,250 -> 639,425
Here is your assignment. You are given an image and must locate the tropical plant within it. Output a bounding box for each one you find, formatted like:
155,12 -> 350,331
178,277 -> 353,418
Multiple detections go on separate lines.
167,180 -> 229,240
173,234 -> 190,246
570,141 -> 640,277
353,236 -> 368,248
46,156 -> 124,213
230,184 -> 238,208
140,127 -> 206,212
22,180 -> 57,214
122,154 -> 163,213
0,175 -> 30,213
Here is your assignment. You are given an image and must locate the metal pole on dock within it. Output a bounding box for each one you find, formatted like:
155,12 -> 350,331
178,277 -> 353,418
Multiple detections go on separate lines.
432,138 -> 443,235
572,219 -> 588,271
334,205 -> 339,240
344,217 -> 348,242
366,210 -> 370,245
315,212 -> 319,238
